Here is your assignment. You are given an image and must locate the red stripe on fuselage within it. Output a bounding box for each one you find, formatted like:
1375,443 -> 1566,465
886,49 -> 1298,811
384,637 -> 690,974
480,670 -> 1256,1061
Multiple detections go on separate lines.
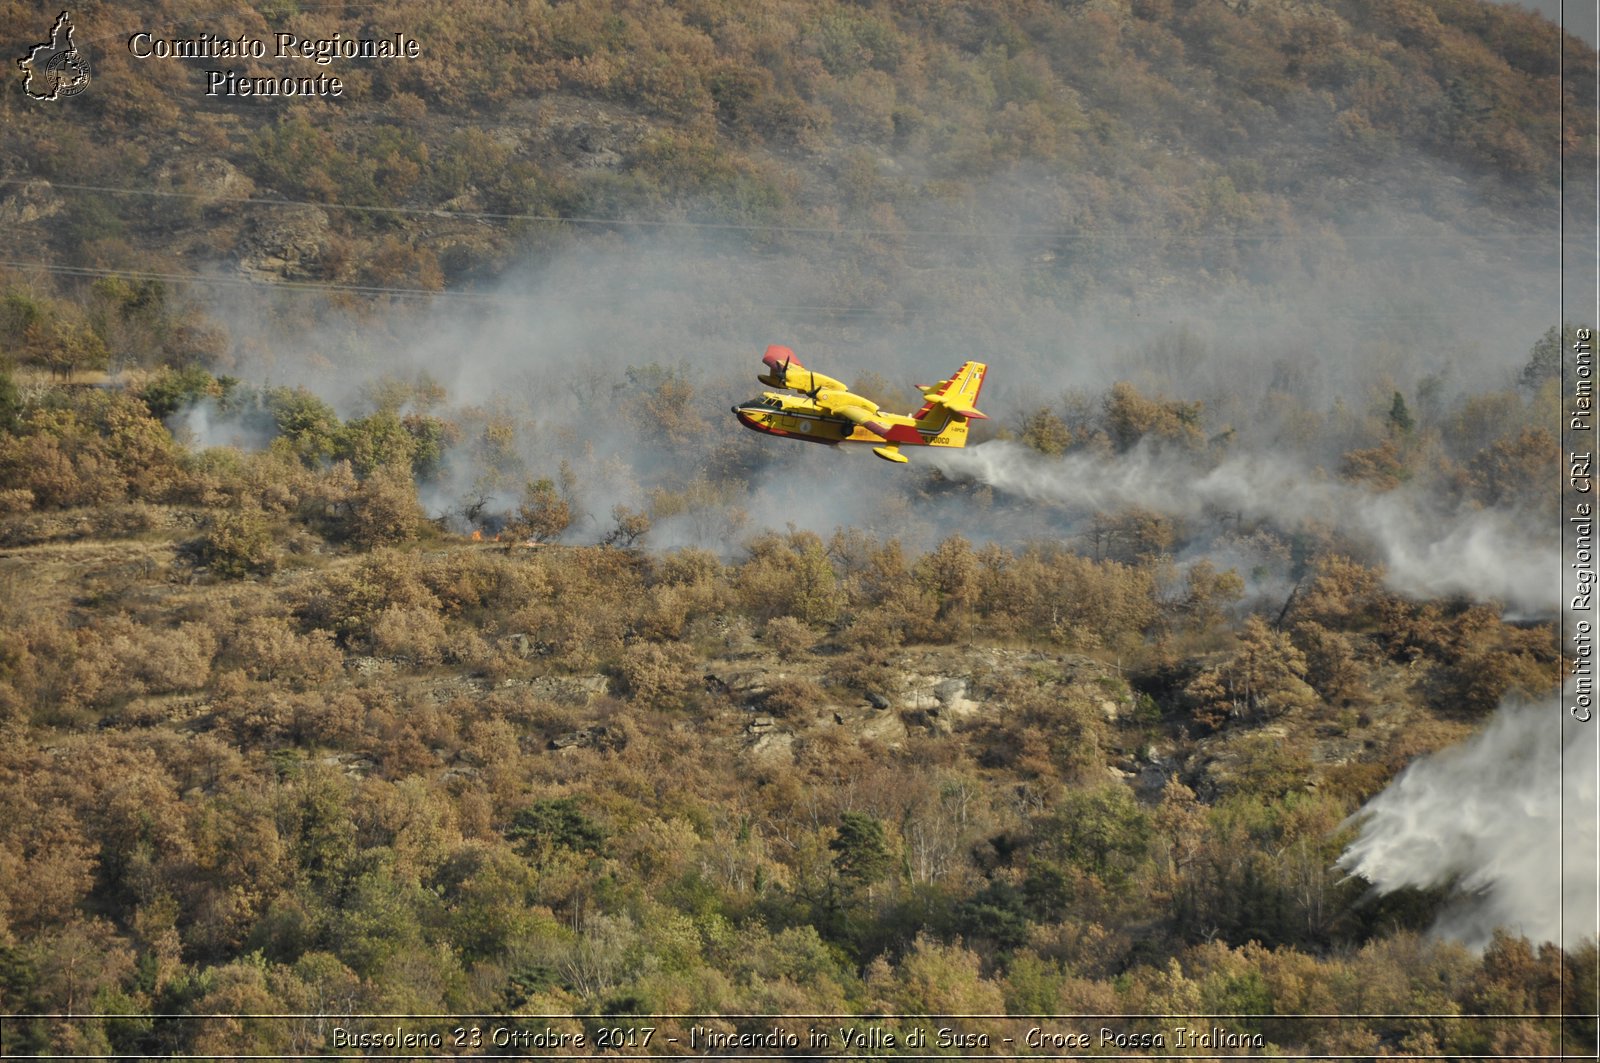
735,408 -> 840,445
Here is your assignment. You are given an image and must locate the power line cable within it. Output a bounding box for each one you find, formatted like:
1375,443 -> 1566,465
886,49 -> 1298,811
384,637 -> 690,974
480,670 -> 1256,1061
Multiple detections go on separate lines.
0,258 -> 915,317
0,177 -> 1548,246
0,257 -> 1480,324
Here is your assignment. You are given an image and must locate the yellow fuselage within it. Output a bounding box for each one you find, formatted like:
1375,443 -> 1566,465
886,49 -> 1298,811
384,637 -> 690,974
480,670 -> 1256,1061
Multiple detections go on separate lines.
730,391 -> 967,448
734,347 -> 986,463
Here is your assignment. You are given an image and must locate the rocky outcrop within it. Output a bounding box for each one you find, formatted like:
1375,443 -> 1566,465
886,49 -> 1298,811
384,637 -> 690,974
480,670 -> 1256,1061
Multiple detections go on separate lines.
695,645 -> 1132,768
155,157 -> 256,205
0,179 -> 63,227
549,724 -> 624,752
530,95 -> 653,173
236,205 -> 332,280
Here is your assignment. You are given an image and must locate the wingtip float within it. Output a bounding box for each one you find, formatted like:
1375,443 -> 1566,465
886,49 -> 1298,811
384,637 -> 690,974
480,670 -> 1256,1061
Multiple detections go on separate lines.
732,345 -> 989,465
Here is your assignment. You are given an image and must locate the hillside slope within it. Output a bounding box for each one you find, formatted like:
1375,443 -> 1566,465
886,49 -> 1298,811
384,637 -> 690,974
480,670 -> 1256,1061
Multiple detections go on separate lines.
0,1 -> 1591,1056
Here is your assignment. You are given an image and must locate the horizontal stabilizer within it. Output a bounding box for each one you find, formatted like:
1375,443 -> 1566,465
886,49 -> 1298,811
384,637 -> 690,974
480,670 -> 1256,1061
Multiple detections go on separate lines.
916,360 -> 989,422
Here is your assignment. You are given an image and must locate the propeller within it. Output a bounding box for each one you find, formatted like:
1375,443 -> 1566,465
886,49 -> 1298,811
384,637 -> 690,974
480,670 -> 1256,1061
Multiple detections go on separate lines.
783,355 -> 820,397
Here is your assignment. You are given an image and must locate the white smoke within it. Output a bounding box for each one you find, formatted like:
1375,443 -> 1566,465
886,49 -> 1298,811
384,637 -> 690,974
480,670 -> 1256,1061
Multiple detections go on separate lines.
167,398 -> 275,452
928,441 -> 1558,614
1336,694 -> 1599,950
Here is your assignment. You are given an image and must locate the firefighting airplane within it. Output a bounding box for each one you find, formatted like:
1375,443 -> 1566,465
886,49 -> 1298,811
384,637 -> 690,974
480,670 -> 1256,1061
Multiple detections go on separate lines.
731,345 -> 988,463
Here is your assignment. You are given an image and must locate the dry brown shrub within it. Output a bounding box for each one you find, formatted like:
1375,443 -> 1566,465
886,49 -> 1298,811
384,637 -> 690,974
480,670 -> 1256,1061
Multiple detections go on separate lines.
194,506 -> 279,579
0,613 -> 68,713
237,451 -> 313,515
494,555 -> 554,601
0,827 -> 96,933
909,535 -> 985,638
298,549 -> 442,649
760,676 -> 828,718
503,478 -> 571,544
1,432 -> 105,508
214,688 -> 295,744
62,620 -> 141,710
1292,621 -> 1371,705
1104,381 -> 1204,451
370,605 -> 449,665
289,689 -> 366,748
1339,438 -> 1408,490
612,815 -> 699,889
762,616 -> 817,661
1293,556 -> 1386,629
0,487 -> 35,515
419,551 -> 504,616
825,641 -> 897,698
1319,760 -> 1394,806
633,583 -> 706,642
225,617 -> 342,686
735,531 -> 841,626
343,464 -> 425,549
617,642 -> 697,709
359,776 -> 462,882
507,606 -> 616,673
209,667 -> 249,700
371,718 -> 443,778
440,627 -> 494,669
654,547 -> 723,589
303,459 -> 359,520
138,621 -> 218,694
91,502 -> 160,538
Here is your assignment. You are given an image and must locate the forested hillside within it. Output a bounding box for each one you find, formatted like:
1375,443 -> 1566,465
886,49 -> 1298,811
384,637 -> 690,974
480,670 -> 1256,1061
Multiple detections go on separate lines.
1,0 -> 1593,304
0,0 -> 1594,1058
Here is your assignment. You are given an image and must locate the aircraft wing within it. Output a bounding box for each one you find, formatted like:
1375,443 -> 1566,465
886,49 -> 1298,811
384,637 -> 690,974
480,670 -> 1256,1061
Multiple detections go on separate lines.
822,395 -> 897,441
918,360 -> 988,419
830,403 -> 878,424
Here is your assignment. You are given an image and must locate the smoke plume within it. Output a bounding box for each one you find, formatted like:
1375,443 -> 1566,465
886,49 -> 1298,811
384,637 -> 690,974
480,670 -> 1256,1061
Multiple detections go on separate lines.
929,441 -> 1559,615
1337,694 -> 1599,950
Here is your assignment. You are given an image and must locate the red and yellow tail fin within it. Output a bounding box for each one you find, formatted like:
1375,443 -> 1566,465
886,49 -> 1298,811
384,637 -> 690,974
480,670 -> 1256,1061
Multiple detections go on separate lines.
916,361 -> 988,420
913,360 -> 988,448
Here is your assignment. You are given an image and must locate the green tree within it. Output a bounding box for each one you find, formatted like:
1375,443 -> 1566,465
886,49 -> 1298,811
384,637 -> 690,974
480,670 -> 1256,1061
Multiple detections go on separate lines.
1388,391 -> 1414,435
401,414 -> 458,480
509,798 -> 607,862
140,366 -> 219,420
830,812 -> 891,888
0,369 -> 20,433
1517,324 -> 1570,391
337,412 -> 418,479
1045,785 -> 1152,885
265,388 -> 342,468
